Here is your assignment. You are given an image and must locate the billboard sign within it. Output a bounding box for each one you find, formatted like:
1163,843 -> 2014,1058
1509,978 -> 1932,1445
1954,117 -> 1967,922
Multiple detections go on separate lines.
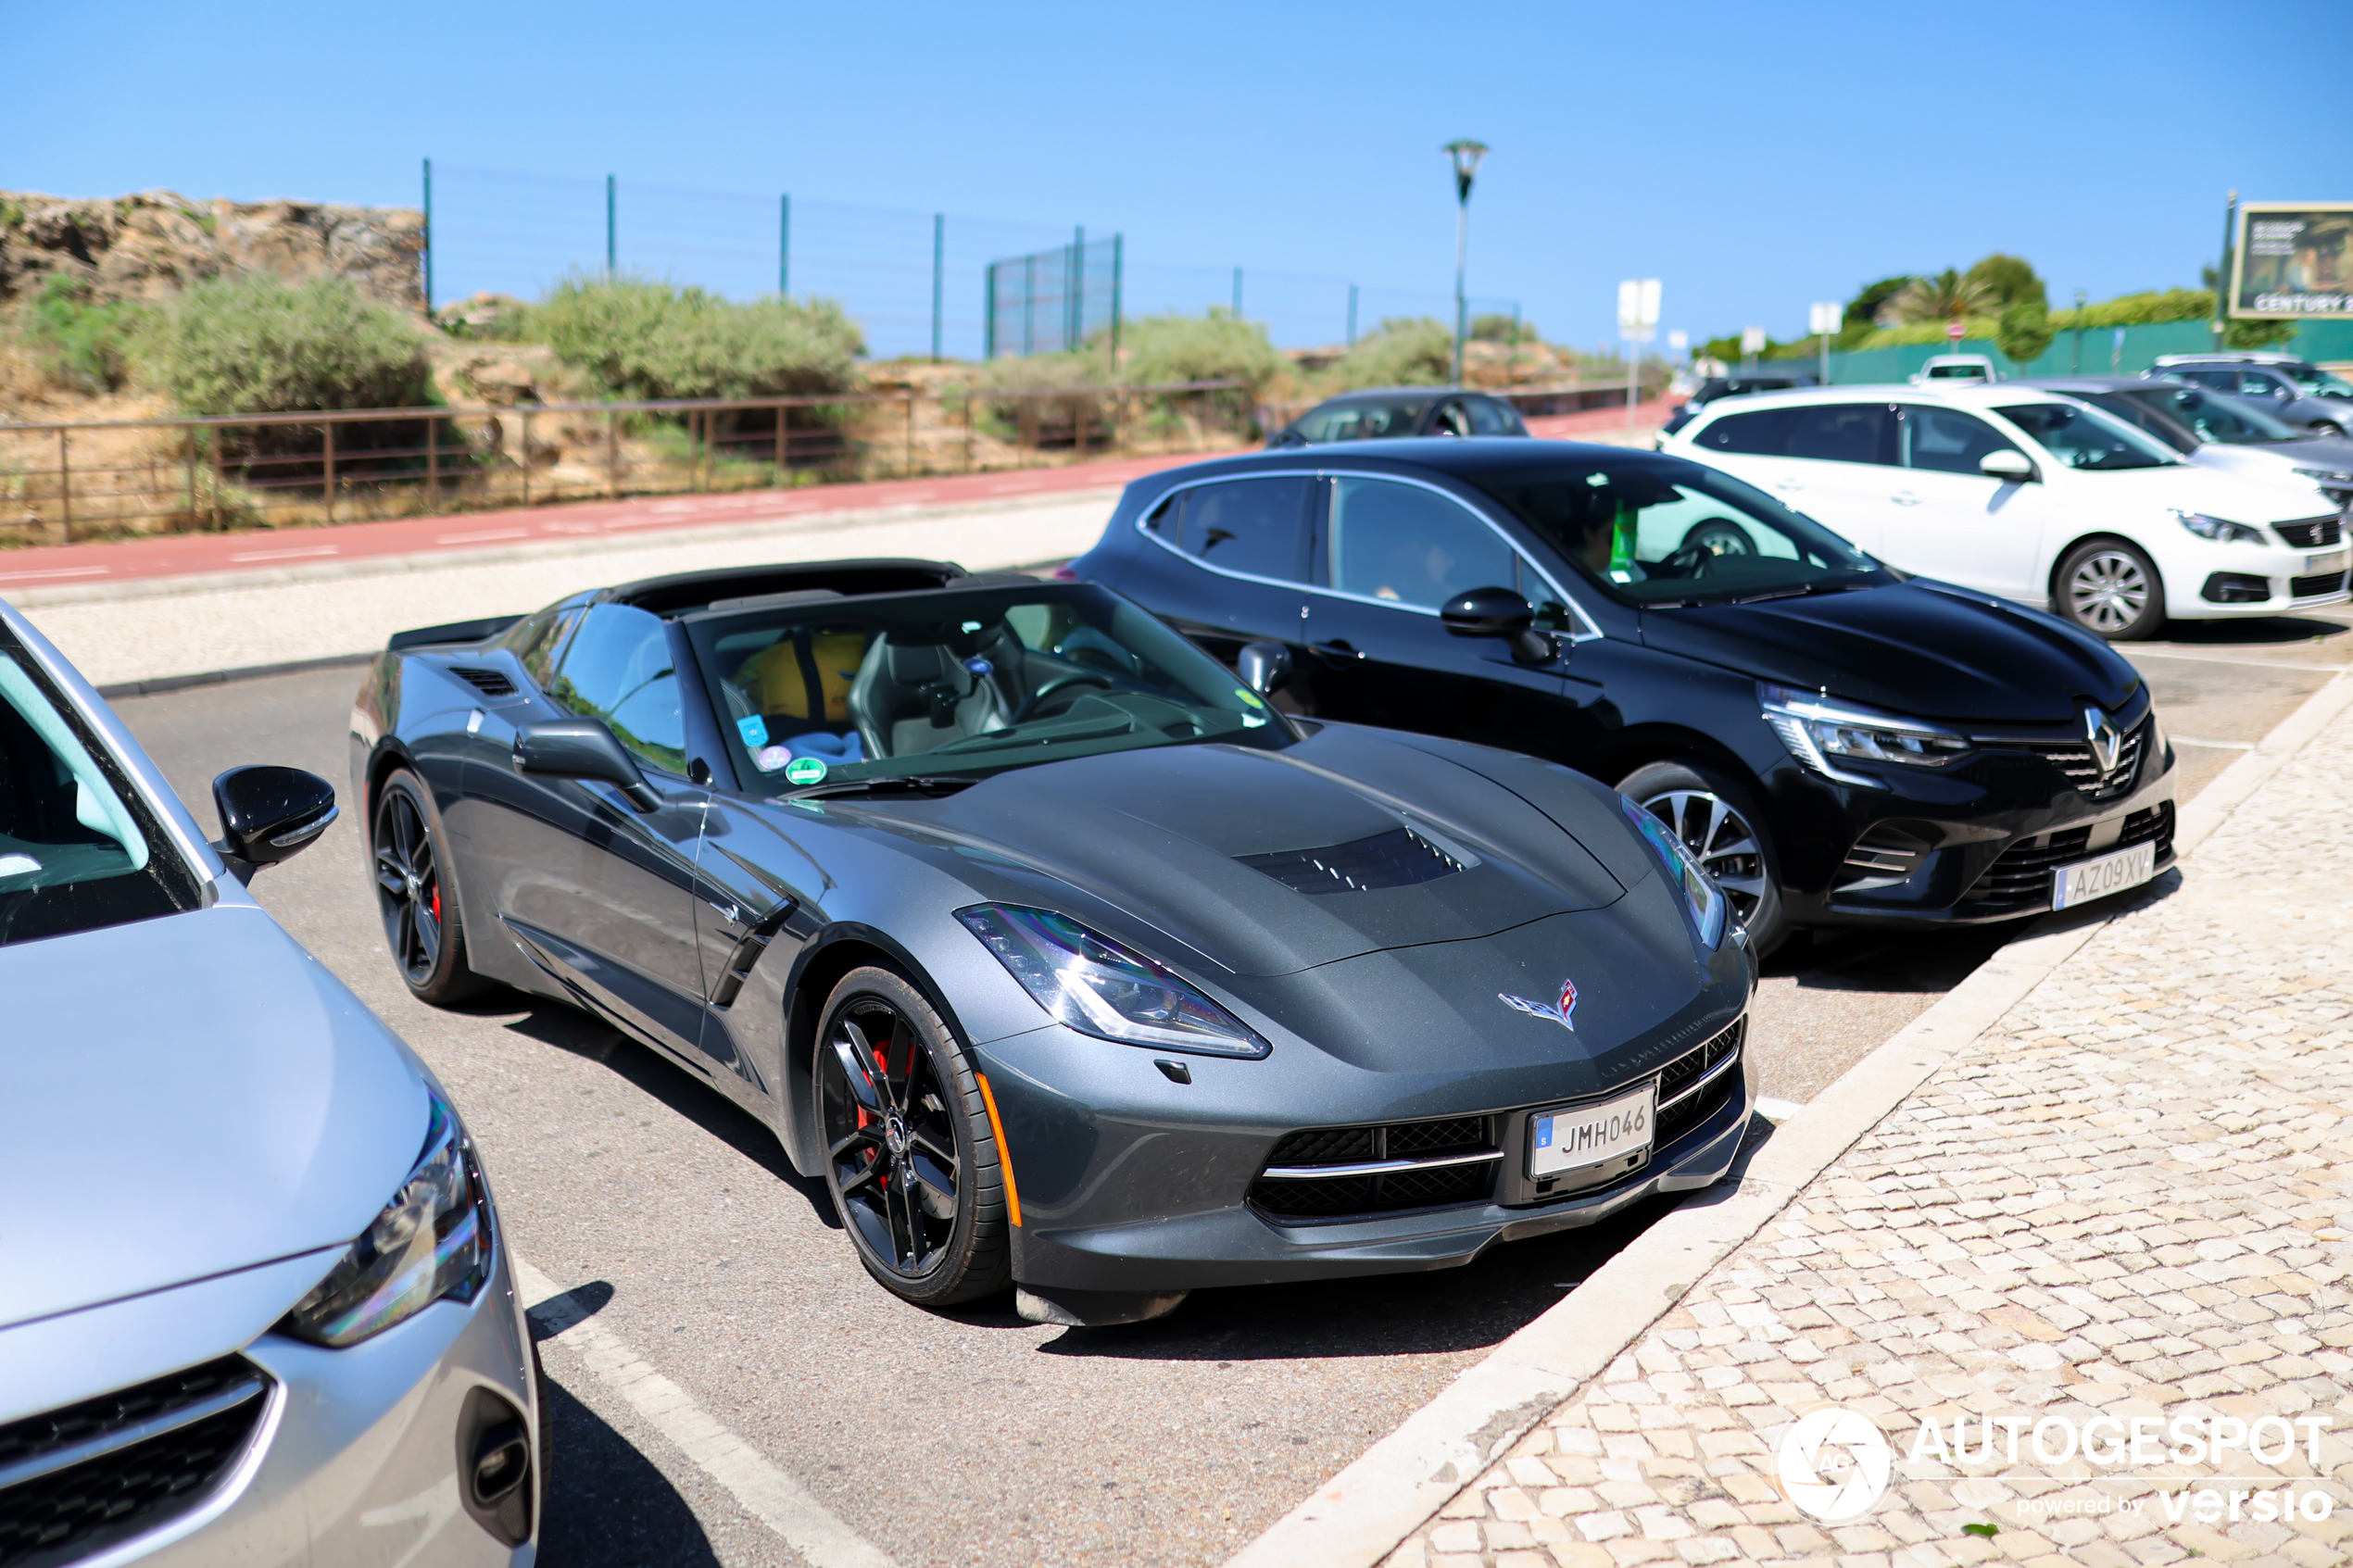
2231,203 -> 2353,319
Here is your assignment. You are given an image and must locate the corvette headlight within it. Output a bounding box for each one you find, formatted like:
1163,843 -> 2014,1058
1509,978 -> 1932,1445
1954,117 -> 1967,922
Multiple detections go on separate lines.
1619,797 -> 1730,949
956,904 -> 1269,1058
282,1092 -> 491,1347
1759,683 -> 1968,787
2174,509 -> 2265,546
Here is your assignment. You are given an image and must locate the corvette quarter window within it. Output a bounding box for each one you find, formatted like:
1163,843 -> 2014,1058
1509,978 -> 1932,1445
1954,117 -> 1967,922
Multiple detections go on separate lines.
1171,477 -> 1312,583
547,603 -> 688,775
506,600 -> 586,691
1900,407 -> 2020,474
1693,407 -> 1803,455
1326,477 -> 1517,610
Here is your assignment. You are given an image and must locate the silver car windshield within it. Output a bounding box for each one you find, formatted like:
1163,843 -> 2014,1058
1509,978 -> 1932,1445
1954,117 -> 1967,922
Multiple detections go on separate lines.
686,583 -> 1293,791
0,643 -> 201,946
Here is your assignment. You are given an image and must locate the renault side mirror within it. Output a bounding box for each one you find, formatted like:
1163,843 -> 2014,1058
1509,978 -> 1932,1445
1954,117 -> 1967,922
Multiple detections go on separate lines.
1441,586 -> 1558,666
512,718 -> 660,811
1980,450 -> 2038,483
1237,642 -> 1292,696
211,765 -> 337,881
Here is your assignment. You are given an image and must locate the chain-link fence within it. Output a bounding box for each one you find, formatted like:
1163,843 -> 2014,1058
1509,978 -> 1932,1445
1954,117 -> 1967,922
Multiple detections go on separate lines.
424,161 -> 1516,359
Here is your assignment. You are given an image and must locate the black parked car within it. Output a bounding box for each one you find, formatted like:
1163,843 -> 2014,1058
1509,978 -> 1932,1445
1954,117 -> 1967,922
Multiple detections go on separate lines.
1269,387 -> 1529,446
1066,440 -> 2179,953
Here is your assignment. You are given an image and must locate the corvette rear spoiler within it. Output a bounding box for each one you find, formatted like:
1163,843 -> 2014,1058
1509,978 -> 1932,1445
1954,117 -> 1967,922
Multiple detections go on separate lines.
387,613 -> 526,651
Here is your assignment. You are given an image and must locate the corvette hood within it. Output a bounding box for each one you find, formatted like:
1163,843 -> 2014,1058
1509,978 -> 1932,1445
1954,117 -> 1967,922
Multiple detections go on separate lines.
1637,580 -> 2137,723
0,905 -> 429,1329
855,726 -> 1629,976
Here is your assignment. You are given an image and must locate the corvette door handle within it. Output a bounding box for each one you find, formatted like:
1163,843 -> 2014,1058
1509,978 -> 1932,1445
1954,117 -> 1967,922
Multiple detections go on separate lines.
1307,640 -> 1365,665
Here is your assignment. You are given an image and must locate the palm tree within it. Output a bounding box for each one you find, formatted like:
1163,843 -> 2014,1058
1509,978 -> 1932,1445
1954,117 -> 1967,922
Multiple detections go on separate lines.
1893,270 -> 1994,325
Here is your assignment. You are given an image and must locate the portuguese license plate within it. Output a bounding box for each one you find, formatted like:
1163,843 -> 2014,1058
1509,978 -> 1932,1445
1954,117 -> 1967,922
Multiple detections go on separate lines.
2306,549 -> 2347,575
2051,840 -> 2157,910
1529,1082 -> 1655,1180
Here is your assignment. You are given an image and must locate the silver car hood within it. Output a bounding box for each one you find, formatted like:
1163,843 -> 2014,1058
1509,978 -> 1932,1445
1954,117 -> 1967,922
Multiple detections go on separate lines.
0,903 -> 429,1330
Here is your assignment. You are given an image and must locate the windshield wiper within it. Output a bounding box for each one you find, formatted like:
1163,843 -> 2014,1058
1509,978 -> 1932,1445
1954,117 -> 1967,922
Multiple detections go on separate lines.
780,774 -> 979,802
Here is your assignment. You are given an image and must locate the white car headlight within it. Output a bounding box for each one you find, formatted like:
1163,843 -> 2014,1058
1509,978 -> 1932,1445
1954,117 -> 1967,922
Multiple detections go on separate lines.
2173,509 -> 2266,546
1759,683 -> 1968,788
957,904 -> 1269,1058
282,1092 -> 491,1347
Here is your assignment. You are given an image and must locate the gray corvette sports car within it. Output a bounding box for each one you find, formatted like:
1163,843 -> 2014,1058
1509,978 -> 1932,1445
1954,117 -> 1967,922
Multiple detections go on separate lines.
351,558 -> 1755,1325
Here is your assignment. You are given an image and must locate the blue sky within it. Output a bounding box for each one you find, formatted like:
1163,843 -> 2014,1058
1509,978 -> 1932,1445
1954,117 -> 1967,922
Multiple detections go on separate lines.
10,0 -> 2341,359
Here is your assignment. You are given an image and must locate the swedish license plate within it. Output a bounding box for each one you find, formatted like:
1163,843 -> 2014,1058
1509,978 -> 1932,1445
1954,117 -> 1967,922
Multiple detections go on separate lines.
1529,1082 -> 1655,1180
2051,840 -> 2158,910
2306,549 -> 2347,575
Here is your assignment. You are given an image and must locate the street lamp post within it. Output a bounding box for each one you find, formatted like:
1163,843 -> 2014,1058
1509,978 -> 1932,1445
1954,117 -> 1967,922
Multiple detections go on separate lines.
2071,289 -> 2088,373
1443,139 -> 1489,387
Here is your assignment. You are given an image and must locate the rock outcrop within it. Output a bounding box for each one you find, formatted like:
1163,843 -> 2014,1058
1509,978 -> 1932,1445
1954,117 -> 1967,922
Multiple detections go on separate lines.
0,190 -> 424,311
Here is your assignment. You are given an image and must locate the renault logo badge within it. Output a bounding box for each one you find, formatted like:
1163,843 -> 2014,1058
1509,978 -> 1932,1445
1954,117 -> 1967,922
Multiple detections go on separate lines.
2082,705 -> 2123,774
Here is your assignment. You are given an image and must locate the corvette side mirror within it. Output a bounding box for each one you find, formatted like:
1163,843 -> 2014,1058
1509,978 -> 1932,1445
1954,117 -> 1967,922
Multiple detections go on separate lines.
1441,586 -> 1558,666
513,718 -> 660,812
1980,450 -> 2038,483
211,765 -> 337,882
1237,642 -> 1291,696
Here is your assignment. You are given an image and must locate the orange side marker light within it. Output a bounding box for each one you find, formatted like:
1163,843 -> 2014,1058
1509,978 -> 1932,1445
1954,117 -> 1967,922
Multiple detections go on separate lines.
975,1073 -> 1022,1228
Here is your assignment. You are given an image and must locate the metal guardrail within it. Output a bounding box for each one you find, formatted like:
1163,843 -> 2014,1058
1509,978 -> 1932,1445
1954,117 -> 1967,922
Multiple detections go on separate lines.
0,380 -> 1252,546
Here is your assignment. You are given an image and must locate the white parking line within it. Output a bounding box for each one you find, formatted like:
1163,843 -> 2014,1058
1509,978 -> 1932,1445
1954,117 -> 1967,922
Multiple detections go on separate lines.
2131,648 -> 2349,673
435,528 -> 531,544
229,545 -> 340,563
514,1258 -> 897,1568
2171,734 -> 2258,750
0,565 -> 109,582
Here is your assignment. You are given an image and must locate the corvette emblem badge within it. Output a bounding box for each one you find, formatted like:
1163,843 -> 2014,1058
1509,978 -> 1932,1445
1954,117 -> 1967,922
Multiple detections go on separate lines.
1500,977 -> 1579,1031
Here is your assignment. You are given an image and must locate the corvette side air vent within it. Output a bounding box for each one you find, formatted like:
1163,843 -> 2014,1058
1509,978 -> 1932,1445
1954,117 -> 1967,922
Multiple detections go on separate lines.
1238,825 -> 1464,894
448,666 -> 518,698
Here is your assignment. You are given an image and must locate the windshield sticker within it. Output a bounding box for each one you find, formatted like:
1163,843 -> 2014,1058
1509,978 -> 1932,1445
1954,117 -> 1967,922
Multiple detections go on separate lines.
784,757 -> 829,785
1234,687 -> 1265,709
736,713 -> 770,748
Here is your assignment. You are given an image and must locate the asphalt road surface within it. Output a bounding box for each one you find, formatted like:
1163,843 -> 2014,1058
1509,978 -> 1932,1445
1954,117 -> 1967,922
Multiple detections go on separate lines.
108,601 -> 2349,1567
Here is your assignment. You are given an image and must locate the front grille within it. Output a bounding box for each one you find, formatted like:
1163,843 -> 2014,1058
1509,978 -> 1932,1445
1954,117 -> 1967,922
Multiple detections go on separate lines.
449,665 -> 518,697
2013,720 -> 2146,802
1238,825 -> 1463,894
2290,571 -> 2347,599
1252,1114 -> 1497,1218
1655,1018 -> 1744,1150
0,1358 -> 270,1568
2275,516 -> 2343,548
1965,803 -> 2173,911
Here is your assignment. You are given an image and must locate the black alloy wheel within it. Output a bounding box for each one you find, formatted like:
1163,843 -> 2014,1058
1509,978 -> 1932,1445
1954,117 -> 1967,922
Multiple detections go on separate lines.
371,768 -> 489,1005
816,966 -> 1011,1307
2056,539 -> 2166,641
1617,759 -> 1787,955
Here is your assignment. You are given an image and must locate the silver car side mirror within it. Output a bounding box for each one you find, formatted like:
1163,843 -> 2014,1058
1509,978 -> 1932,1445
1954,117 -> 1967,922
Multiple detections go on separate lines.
1237,642 -> 1292,696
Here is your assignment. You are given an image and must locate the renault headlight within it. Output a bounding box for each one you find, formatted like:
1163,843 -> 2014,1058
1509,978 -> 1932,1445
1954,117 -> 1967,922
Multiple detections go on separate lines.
1759,683 -> 1968,788
2173,509 -> 2265,546
956,904 -> 1269,1058
1619,798 -> 1730,948
282,1092 -> 491,1347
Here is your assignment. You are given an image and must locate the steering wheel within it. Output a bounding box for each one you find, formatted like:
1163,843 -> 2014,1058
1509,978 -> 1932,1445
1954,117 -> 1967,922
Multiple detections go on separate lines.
1011,671 -> 1115,723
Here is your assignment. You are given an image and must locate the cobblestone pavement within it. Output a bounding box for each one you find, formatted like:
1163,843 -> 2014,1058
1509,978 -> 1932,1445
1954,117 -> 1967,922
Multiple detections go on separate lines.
1385,703 -> 2353,1567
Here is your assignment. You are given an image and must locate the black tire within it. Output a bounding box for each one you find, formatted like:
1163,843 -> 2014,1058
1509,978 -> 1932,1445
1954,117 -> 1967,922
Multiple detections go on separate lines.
370,767 -> 491,1006
2054,539 -> 2166,641
814,965 -> 1012,1308
1617,759 -> 1788,955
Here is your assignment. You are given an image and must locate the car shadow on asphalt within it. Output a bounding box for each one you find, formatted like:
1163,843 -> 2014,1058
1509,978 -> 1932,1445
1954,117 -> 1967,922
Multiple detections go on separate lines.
479,994 -> 842,1231
1022,1190 -> 1688,1362
1763,925 -> 2014,995
2150,613 -> 2350,647
535,1370 -> 724,1568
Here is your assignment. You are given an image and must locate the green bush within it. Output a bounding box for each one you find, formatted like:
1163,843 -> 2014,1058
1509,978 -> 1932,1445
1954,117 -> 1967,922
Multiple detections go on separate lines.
1965,253 -> 2046,311
11,274 -> 150,393
1996,299 -> 2055,365
1323,317 -> 1454,390
522,275 -> 862,402
2049,289 -> 2212,330
144,273 -> 429,415
1469,311 -> 1535,343
1115,307 -> 1281,391
964,351 -> 1108,433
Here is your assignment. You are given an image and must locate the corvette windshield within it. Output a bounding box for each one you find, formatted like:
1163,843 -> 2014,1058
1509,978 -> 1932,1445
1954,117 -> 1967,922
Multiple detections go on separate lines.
685,583 -> 1290,791
1472,456 -> 1892,608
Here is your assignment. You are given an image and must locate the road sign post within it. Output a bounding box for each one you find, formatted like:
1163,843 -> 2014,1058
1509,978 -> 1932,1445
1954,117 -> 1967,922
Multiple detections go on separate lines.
1618,279 -> 1661,424
1809,301 -> 1841,385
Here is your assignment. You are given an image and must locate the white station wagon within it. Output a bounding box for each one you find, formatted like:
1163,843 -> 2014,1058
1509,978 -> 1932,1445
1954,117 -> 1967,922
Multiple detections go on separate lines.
1660,384 -> 2349,640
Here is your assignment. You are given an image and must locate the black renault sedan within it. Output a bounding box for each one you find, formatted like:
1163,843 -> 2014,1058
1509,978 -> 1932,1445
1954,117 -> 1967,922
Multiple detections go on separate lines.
1065,440 -> 2177,952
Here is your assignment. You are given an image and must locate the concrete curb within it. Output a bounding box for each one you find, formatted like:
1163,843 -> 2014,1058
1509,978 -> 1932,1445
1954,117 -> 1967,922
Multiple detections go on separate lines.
2,485 -> 1124,609
1222,667 -> 2353,1568
94,651 -> 377,700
